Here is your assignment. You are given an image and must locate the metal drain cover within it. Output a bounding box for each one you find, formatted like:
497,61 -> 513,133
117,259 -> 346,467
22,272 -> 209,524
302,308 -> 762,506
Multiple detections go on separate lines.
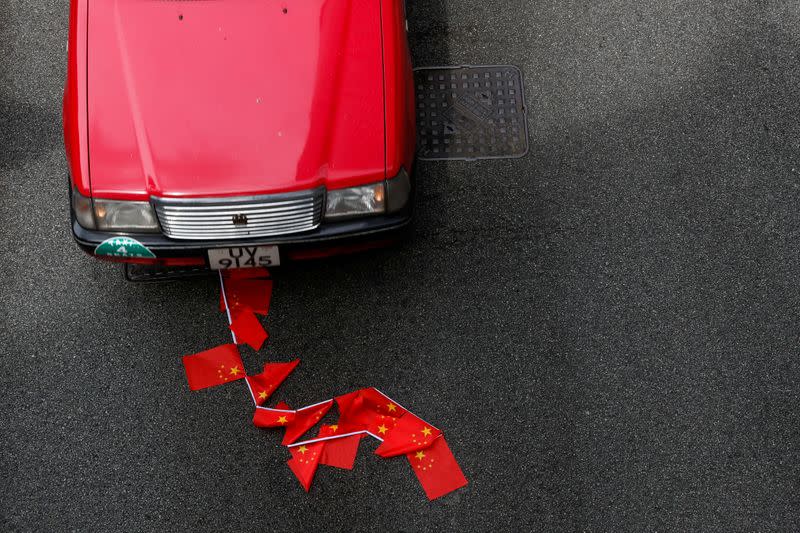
414,65 -> 529,161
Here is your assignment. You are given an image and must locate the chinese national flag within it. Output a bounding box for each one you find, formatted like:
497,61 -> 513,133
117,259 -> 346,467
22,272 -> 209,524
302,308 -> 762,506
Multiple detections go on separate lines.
282,399 -> 334,445
374,411 -> 442,457
182,344 -> 245,391
229,308 -> 268,350
406,437 -> 467,500
336,388 -> 404,432
253,406 -> 296,428
245,359 -> 300,406
287,441 -> 324,492
316,424 -> 363,470
368,413 -> 400,441
321,435 -> 363,470
360,388 -> 407,417
224,278 -> 272,317
335,390 -> 364,425
223,268 -> 270,281
338,388 -> 406,418
219,269 -> 270,311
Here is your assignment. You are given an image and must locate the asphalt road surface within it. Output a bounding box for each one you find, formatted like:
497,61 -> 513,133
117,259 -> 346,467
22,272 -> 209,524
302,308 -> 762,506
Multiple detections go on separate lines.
2,1 -> 800,531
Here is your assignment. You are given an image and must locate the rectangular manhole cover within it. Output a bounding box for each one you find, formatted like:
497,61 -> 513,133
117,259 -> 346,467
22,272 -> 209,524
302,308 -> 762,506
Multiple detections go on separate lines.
414,65 -> 529,161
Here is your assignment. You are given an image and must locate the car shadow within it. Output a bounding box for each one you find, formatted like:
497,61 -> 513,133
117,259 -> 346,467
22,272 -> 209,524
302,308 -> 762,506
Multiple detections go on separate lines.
0,3 -> 63,171
406,0 -> 450,68
0,96 -> 63,171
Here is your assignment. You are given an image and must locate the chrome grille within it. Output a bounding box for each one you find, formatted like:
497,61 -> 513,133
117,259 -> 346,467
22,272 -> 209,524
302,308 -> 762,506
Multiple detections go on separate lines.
154,189 -> 324,240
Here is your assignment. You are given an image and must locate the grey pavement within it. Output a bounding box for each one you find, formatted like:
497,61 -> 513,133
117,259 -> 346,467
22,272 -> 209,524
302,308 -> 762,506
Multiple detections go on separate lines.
2,1 -> 800,531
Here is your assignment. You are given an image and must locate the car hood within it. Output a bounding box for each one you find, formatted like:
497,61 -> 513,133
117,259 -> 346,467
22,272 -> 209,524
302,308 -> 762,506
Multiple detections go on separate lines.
87,0 -> 386,199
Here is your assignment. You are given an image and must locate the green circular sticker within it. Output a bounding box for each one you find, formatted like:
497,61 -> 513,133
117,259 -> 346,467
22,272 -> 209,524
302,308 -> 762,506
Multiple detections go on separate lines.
94,237 -> 156,259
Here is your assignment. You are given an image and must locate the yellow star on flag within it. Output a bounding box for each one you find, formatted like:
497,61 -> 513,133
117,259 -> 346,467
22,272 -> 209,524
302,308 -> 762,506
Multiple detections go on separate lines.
387,403 -> 397,412
229,366 -> 242,376
298,445 -> 308,454
421,427 -> 432,437
377,424 -> 389,435
258,391 -> 268,400
277,416 -> 288,424
415,451 -> 426,460
329,425 -> 338,432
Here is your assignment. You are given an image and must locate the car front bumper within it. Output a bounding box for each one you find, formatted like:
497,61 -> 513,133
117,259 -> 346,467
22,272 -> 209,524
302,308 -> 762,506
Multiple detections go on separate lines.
71,208 -> 412,266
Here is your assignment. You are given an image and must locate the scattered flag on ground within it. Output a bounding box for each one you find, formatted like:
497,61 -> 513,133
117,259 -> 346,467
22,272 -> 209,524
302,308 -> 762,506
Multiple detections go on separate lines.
229,308 -> 269,350
224,267 -> 271,281
282,399 -> 335,445
374,411 -> 442,458
253,404 -> 297,428
406,436 -> 468,501
182,268 -> 467,500
182,344 -> 245,391
244,359 -> 300,406
223,278 -> 273,317
335,388 -> 404,438
287,441 -> 325,492
320,433 -> 363,470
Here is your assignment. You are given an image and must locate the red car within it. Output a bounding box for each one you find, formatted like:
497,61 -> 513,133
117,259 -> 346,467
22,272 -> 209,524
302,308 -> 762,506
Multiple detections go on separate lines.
64,0 -> 416,269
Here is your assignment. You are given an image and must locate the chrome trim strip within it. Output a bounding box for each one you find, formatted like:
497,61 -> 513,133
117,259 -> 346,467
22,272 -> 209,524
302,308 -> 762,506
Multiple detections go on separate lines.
150,187 -> 325,206
161,220 -> 316,231
153,188 -> 325,241
158,199 -> 318,213
158,206 -> 320,218
158,212 -> 317,224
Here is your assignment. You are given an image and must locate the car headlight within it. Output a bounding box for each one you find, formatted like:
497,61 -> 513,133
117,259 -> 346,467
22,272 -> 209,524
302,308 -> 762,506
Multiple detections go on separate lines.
324,169 -> 412,221
93,199 -> 160,232
325,182 -> 386,220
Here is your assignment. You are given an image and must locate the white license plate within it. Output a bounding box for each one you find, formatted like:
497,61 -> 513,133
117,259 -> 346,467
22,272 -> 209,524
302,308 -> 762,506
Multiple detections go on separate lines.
208,246 -> 280,270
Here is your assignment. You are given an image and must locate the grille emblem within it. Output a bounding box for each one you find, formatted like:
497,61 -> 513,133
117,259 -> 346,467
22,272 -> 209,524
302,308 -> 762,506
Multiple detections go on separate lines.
232,214 -> 249,226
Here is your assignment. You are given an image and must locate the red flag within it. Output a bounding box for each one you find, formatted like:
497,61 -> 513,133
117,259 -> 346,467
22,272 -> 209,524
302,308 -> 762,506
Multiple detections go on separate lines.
222,267 -> 270,280
282,399 -> 334,445
224,278 -> 272,316
360,388 -> 407,417
335,389 -> 359,407
317,424 -> 342,438
336,388 -> 404,433
245,360 -> 300,406
338,388 -> 406,418
229,308 -> 268,350
219,269 -> 270,311
406,437 -> 467,500
287,441 -> 324,492
374,411 -> 442,457
368,413 -> 400,440
253,406 -> 296,428
182,344 -> 245,391
319,424 -> 363,470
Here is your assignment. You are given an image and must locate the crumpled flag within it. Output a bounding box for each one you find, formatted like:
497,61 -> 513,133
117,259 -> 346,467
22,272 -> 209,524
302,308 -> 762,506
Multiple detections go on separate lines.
229,308 -> 269,350
244,360 -> 300,406
182,344 -> 245,391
